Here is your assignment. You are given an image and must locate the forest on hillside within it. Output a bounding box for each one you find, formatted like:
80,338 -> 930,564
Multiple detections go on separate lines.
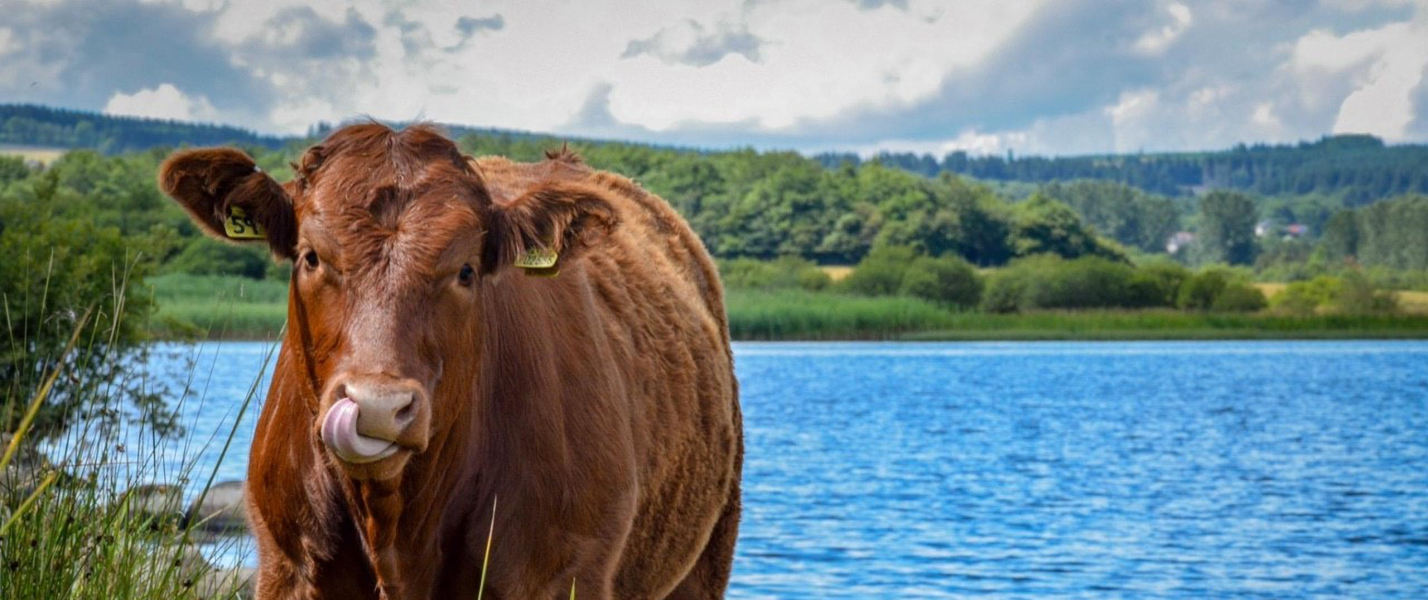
4,125 -> 1428,278
4,110 -> 1428,350
7,103 -> 1428,210
0,104 -> 287,153
820,134 -> 1428,206
3,105 -> 1428,297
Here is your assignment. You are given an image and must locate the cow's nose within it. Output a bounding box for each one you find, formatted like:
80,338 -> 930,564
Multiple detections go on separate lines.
340,379 -> 419,442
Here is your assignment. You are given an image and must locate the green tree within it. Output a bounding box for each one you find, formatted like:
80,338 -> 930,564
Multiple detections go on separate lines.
841,245 -> 917,296
1195,190 -> 1259,265
1040,180 -> 1180,252
0,189 -> 171,438
1010,193 -> 1126,261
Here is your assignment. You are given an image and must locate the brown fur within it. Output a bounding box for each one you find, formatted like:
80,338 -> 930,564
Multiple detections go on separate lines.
158,123 -> 742,599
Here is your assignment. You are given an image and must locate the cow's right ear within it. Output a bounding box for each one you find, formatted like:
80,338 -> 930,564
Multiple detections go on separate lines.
159,148 -> 298,260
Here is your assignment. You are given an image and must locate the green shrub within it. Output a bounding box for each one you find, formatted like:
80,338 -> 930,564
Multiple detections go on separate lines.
978,255 -> 1162,312
719,256 -> 830,291
1333,270 -> 1398,314
980,271 -> 1028,313
1272,276 -> 1339,315
1211,283 -> 1268,312
841,245 -> 916,296
0,195 -> 168,437
164,238 -> 270,279
1271,272 -> 1396,315
795,265 -> 832,291
1177,270 -> 1228,310
720,258 -> 778,289
1134,260 -> 1191,306
899,255 -> 983,308
0,155 -> 32,184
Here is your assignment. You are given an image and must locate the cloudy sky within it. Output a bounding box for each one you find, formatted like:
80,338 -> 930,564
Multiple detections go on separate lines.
3,0 -> 1427,156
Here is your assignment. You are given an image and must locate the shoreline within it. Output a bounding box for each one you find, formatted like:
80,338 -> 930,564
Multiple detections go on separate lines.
155,325 -> 1428,343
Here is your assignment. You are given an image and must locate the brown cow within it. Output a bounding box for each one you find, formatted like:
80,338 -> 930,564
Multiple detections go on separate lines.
158,123 -> 742,599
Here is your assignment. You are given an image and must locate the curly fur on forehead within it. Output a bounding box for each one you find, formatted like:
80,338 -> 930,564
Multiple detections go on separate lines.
298,122 -> 489,221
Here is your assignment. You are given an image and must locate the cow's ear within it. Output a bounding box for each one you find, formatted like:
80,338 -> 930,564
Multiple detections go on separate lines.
159,148 -> 298,260
483,182 -> 618,277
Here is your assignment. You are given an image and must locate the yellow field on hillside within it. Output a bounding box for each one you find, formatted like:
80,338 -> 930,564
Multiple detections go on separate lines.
1256,283 -> 1428,314
1397,290 -> 1428,313
1255,283 -> 1286,298
820,266 -> 854,281
0,144 -> 68,165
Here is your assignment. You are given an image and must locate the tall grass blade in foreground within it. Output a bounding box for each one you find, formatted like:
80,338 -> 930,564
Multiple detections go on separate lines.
476,494 -> 498,600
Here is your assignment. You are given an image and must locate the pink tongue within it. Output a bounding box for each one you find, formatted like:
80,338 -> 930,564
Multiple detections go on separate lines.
320,398 -> 397,463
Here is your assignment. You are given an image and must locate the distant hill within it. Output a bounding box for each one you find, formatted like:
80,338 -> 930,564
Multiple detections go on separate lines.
0,104 -> 644,158
819,134 -> 1428,206
0,104 -> 289,153
7,103 -> 1427,207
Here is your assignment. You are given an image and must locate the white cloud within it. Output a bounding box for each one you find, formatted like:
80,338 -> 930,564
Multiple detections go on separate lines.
842,128 -> 1031,158
1133,2 -> 1193,55
1326,24 -> 1428,140
1291,25 -> 1397,73
1252,102 -> 1283,129
0,28 -> 19,57
600,0 -> 1039,131
9,0 -> 1428,154
103,83 -> 221,122
175,0 -> 1040,135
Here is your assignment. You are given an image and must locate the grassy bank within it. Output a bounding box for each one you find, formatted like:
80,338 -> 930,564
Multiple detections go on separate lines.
901,310 -> 1428,341
149,274 -> 287,340
728,289 -> 1428,340
145,275 -> 1428,341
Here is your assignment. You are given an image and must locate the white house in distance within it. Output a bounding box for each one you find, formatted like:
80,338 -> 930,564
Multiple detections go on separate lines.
1166,231 -> 1195,254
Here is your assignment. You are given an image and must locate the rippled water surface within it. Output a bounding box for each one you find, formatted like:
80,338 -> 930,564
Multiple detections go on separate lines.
141,341 -> 1428,597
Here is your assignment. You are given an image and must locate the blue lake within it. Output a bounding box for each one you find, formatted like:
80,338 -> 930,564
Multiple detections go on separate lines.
131,341 -> 1428,598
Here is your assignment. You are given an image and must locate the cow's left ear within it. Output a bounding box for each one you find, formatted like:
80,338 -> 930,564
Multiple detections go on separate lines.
483,182 -> 618,277
159,148 -> 298,260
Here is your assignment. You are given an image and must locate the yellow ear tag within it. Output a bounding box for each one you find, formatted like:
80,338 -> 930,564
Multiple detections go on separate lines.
514,247 -> 558,269
223,206 -> 266,239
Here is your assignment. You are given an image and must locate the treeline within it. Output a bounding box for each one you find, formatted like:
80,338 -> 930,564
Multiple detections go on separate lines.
0,104 -> 287,153
820,134 -> 1428,205
3,120 -> 1428,292
459,132 -> 1132,265
6,104 -> 1428,211
1318,194 -> 1428,270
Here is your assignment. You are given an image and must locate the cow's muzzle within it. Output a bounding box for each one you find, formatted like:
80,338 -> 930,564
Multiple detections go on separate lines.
319,377 -> 429,465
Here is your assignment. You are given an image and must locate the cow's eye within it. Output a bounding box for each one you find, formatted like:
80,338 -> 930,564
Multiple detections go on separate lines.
458,263 -> 475,287
302,250 -> 319,270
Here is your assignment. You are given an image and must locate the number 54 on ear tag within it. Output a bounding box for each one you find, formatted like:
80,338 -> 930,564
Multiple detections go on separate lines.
224,206 -> 266,239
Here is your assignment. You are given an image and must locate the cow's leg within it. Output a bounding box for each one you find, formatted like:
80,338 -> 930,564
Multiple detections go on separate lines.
662,481 -> 741,600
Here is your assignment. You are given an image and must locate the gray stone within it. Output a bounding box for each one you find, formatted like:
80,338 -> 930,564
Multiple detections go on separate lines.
200,566 -> 257,599
186,480 -> 248,533
126,483 -> 185,522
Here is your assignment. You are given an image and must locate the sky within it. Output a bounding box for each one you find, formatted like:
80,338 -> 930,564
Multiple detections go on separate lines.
2,0 -> 1427,156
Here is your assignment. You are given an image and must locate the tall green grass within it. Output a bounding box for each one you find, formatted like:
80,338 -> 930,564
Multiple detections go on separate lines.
149,274 -> 287,340
902,310 -> 1428,340
726,289 -> 958,339
725,289 -> 1428,340
144,274 -> 1428,342
4,279 -> 266,599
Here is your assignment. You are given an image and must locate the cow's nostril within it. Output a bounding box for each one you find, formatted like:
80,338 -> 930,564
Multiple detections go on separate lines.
396,401 -> 414,423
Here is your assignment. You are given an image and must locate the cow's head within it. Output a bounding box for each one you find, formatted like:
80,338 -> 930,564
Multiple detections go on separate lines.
159,124 -> 616,480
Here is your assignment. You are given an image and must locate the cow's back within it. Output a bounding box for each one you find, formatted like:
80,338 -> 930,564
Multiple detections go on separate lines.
474,154 -> 741,597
